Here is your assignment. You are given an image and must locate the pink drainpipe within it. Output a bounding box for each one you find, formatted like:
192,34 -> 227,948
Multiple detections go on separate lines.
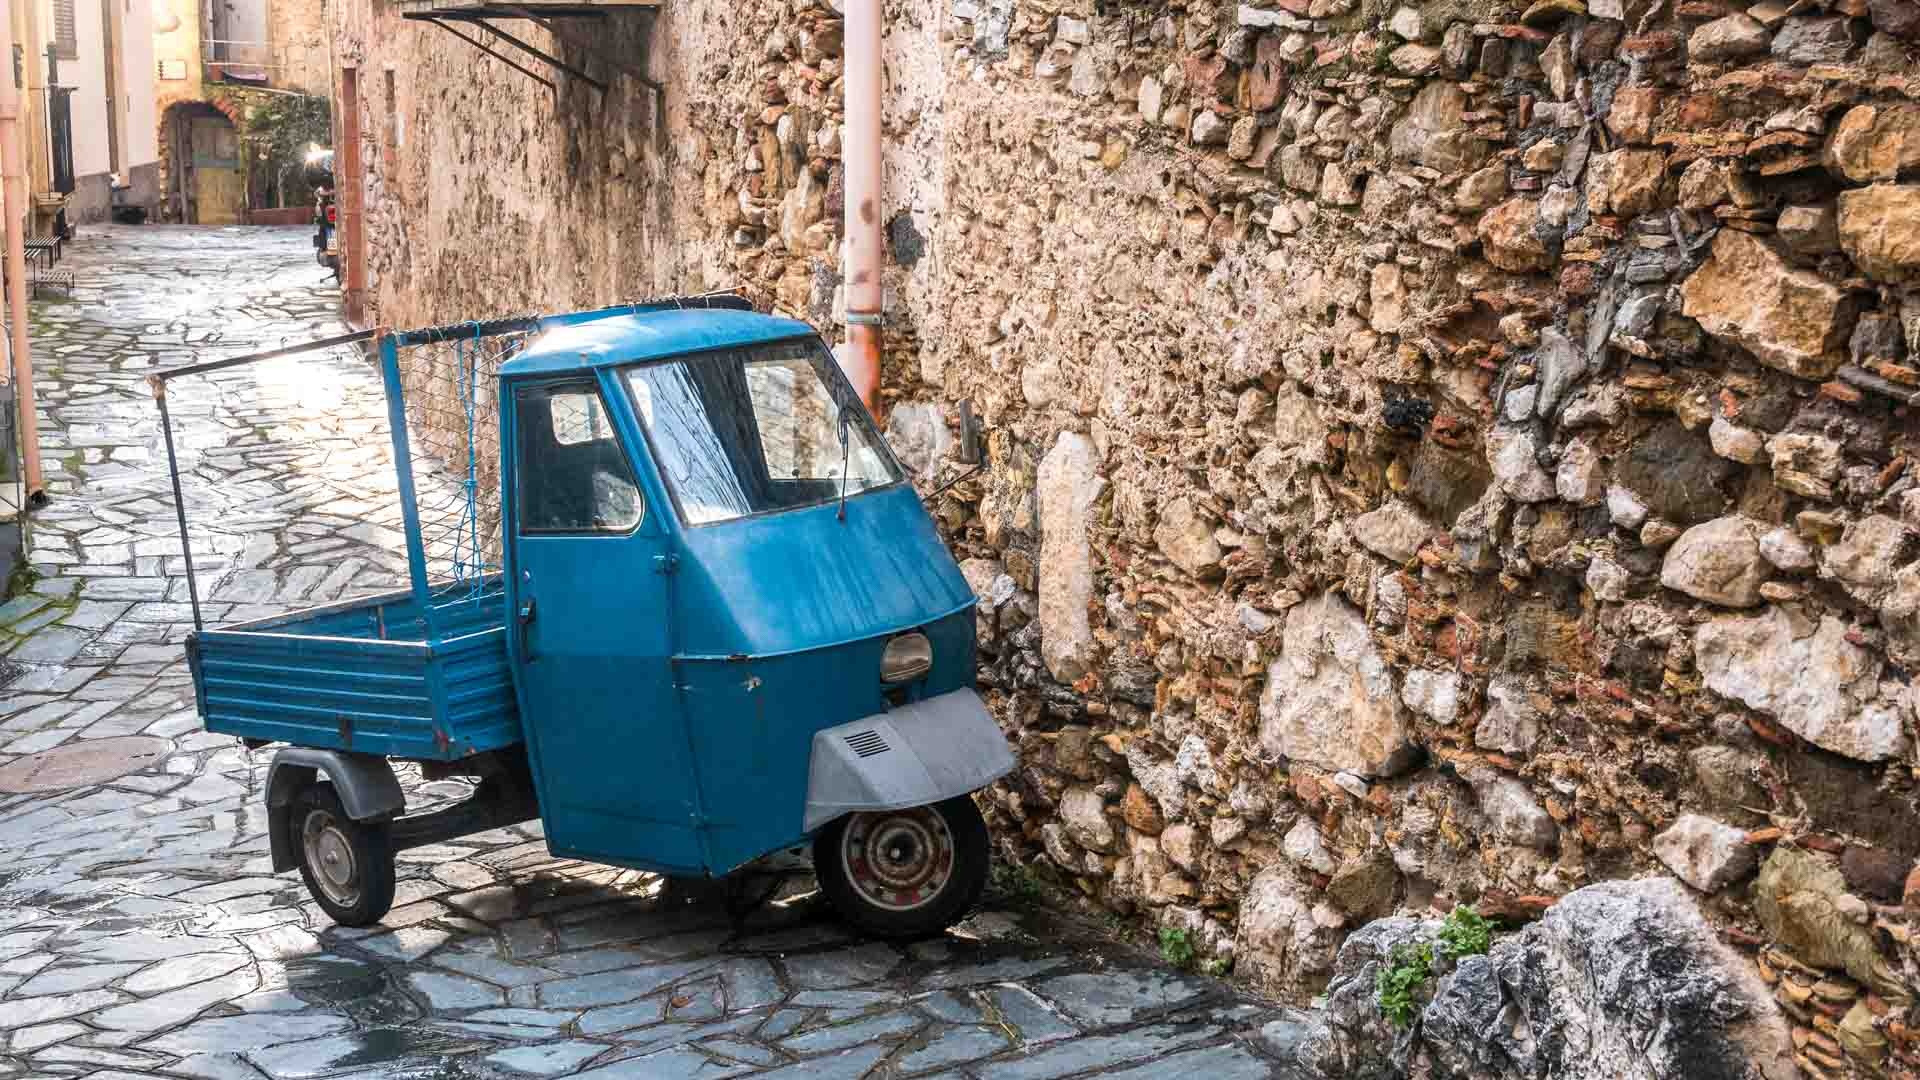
0,3 -> 40,497
838,0 -> 882,411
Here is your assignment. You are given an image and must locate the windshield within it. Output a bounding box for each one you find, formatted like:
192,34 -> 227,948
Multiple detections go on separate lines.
623,337 -> 903,525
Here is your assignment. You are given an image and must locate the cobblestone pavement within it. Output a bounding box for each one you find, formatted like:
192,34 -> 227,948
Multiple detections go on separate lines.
0,227 -> 1307,1080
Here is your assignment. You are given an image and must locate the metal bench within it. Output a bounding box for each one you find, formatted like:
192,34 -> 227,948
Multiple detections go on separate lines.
24,237 -> 58,268
28,268 -> 73,296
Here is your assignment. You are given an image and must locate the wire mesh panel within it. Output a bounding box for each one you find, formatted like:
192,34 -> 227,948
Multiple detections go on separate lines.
386,323 -> 531,611
152,338 -> 420,631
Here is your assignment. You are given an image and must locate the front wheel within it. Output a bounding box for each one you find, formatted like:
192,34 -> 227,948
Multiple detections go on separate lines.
814,796 -> 989,939
293,783 -> 396,928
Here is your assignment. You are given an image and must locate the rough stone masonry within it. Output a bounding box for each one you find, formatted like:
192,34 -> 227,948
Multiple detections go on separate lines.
329,0 -> 1920,1072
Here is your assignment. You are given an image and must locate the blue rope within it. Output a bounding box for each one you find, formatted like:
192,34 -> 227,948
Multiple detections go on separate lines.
453,321 -> 485,597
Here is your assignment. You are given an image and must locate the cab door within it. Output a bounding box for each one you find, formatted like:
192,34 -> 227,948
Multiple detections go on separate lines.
506,377 -> 707,873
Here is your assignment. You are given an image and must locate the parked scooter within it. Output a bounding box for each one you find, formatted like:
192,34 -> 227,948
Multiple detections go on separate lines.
304,147 -> 337,281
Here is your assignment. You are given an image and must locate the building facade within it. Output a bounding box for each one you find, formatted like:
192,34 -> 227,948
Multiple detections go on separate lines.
2,0 -> 160,226
151,0 -> 330,224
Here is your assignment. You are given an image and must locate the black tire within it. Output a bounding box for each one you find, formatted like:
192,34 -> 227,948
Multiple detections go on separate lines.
814,795 -> 990,939
292,783 -> 396,928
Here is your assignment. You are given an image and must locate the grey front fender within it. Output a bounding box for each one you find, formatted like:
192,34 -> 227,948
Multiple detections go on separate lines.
803,688 -> 1015,832
265,749 -> 406,872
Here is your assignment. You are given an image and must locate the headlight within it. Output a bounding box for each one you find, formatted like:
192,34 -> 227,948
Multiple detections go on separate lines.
880,632 -> 933,684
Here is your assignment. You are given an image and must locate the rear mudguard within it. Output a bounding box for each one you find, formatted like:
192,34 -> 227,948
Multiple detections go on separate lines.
264,749 -> 406,873
802,688 -> 1015,832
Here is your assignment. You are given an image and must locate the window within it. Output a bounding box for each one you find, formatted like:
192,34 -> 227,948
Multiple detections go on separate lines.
624,337 -> 902,526
516,382 -> 643,534
52,0 -> 77,60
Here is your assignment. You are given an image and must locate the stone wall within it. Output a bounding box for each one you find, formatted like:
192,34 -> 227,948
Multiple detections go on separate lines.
334,0 -> 1920,1071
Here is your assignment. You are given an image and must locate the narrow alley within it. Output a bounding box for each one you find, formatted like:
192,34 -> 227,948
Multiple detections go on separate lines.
0,226 -> 1308,1080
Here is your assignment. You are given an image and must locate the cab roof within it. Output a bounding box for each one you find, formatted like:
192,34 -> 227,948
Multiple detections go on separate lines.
500,306 -> 816,377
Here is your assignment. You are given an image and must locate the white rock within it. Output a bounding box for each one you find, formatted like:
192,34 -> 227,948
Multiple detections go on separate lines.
1125,743 -> 1186,820
1476,674 -> 1543,755
1258,591 -> 1418,777
1211,815 -> 1249,849
1332,771 -> 1371,798
1162,823 -> 1201,871
1283,818 -> 1338,874
1660,515 -> 1769,607
1503,385 -> 1539,423
1238,603 -> 1276,635
1695,609 -> 1912,762
1192,109 -> 1229,146
1370,263 -> 1406,333
1175,733 -> 1221,791
1352,499 -> 1435,563
1758,526 -> 1815,573
1037,433 -> 1105,680
1274,382 -> 1330,461
1652,813 -> 1758,893
1534,327 -> 1588,416
1586,556 -> 1632,602
1236,869 -> 1343,991
1819,513 -> 1913,606
1556,438 -> 1605,505
1155,496 -> 1224,578
1041,822 -> 1080,867
1060,787 -> 1115,853
1401,668 -> 1464,724
1708,415 -> 1766,464
1138,75 -> 1164,125
1021,356 -> 1061,406
1387,6 -> 1424,38
1055,14 -> 1090,43
1488,429 -> 1556,502
1464,767 -> 1557,851
1608,485 -> 1650,529
885,402 -> 955,477
1238,3 -> 1311,28
1767,432 -> 1844,493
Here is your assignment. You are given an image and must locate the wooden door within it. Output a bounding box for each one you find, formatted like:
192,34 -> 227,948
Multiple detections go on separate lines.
189,117 -> 242,225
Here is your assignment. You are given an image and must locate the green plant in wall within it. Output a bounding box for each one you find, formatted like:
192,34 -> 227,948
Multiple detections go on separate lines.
988,860 -> 1044,905
1435,906 -> 1492,960
1374,907 -> 1496,1028
1158,927 -> 1196,971
1375,939 -> 1433,1028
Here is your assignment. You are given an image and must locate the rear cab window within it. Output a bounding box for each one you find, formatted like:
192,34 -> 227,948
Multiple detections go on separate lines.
515,381 -> 644,534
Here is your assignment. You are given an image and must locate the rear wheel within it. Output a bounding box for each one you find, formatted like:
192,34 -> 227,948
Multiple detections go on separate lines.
293,783 -> 396,928
814,796 -> 989,939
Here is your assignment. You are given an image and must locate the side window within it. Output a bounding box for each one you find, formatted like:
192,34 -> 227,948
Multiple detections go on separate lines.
516,381 -> 643,534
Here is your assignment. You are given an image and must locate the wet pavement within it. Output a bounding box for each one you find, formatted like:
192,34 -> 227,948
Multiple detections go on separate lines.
0,227 -> 1304,1079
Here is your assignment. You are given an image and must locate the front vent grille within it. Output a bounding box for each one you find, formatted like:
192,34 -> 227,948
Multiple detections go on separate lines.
844,730 -> 890,758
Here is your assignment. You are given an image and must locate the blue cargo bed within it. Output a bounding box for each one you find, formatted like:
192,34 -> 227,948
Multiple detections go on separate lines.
186,588 -> 522,761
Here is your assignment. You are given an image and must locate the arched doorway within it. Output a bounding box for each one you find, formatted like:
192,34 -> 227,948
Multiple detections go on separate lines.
159,101 -> 245,224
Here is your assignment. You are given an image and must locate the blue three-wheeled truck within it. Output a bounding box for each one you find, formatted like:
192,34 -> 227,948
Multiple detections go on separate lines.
153,296 -> 1015,938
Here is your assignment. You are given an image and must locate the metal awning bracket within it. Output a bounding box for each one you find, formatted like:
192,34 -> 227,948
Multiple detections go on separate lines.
449,15 -> 609,92
421,17 -> 556,91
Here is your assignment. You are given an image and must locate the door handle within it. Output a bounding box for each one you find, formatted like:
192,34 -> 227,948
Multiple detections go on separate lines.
517,596 -> 536,661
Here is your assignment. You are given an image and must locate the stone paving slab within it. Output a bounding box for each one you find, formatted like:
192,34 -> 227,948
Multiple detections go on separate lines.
0,226 -> 1298,1079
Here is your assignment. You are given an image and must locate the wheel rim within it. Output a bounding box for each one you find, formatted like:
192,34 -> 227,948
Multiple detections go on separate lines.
302,808 -> 362,908
839,806 -> 955,913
